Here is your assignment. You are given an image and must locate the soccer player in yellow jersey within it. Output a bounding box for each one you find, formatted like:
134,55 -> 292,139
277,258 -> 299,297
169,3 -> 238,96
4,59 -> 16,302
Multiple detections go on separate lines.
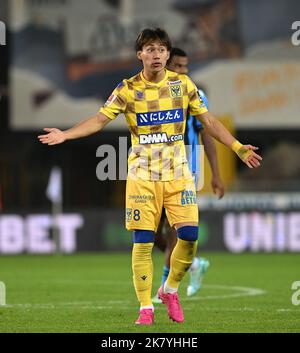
38,28 -> 262,326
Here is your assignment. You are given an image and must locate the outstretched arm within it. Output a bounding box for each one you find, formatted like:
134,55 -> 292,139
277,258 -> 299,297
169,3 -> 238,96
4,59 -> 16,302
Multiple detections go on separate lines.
196,111 -> 262,169
38,112 -> 111,146
200,129 -> 225,199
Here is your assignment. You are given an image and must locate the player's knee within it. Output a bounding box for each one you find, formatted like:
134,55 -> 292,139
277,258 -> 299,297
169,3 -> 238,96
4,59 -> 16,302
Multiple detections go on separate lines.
177,226 -> 198,241
133,230 -> 155,243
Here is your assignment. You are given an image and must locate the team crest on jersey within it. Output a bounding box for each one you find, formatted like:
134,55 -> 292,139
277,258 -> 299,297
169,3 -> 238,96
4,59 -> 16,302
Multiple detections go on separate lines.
169,84 -> 182,98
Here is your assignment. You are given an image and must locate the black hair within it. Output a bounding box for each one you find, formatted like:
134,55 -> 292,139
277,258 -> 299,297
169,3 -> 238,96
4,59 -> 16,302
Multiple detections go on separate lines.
135,28 -> 172,52
167,47 -> 187,65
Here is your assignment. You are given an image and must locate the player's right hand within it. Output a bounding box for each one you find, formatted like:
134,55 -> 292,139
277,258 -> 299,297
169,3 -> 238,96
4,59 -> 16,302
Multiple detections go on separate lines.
38,128 -> 66,145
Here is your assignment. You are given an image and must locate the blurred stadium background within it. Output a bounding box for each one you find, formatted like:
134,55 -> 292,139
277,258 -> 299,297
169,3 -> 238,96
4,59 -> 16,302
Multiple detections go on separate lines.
0,0 -> 300,333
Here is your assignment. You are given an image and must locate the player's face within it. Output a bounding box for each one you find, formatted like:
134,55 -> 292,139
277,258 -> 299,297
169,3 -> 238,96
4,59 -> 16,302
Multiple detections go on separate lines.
137,41 -> 170,74
168,55 -> 189,74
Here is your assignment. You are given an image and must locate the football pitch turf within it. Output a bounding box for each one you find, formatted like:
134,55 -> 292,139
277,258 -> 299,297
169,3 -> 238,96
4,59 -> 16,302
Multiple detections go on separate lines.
0,252 -> 299,333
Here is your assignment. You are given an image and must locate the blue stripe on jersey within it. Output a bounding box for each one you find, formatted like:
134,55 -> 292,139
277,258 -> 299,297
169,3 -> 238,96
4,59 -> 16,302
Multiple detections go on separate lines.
185,89 -> 209,177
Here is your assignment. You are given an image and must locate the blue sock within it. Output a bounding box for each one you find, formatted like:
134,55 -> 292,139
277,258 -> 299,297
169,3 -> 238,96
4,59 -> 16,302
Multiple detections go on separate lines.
161,265 -> 170,285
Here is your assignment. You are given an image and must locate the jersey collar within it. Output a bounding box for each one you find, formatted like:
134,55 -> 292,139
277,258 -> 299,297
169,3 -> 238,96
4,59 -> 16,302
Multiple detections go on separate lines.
140,69 -> 169,87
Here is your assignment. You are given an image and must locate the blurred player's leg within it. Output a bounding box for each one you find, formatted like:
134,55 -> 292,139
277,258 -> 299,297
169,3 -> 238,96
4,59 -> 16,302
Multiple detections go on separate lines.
187,257 -> 210,297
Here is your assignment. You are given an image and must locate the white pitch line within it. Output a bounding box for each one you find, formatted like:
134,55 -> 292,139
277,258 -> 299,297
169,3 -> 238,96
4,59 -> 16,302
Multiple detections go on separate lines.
2,303 -> 114,310
277,308 -> 300,312
0,284 -> 266,309
182,284 -> 266,301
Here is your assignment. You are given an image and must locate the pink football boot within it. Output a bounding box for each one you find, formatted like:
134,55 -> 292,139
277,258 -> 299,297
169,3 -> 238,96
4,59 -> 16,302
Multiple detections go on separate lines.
135,309 -> 154,325
158,286 -> 184,323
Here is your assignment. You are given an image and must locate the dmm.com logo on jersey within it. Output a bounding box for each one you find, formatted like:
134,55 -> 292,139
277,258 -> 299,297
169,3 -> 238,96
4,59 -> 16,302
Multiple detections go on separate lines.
137,108 -> 183,126
139,133 -> 183,144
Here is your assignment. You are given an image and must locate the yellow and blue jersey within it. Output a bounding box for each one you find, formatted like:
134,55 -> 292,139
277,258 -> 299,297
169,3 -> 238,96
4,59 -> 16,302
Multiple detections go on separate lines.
100,69 -> 208,181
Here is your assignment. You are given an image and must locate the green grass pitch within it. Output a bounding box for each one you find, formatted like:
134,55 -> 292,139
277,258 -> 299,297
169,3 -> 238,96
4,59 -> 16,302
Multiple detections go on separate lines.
0,252 -> 299,333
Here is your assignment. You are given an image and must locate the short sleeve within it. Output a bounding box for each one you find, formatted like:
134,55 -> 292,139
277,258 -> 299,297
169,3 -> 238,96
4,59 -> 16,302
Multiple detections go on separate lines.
198,89 -> 209,110
194,89 -> 209,130
99,81 -> 128,120
186,76 -> 208,116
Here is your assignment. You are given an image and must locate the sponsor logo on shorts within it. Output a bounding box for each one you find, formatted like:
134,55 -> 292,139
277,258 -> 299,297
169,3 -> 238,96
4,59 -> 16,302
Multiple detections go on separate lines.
136,108 -> 183,126
126,208 -> 132,222
181,190 -> 197,206
139,133 -> 183,144
129,195 -> 155,203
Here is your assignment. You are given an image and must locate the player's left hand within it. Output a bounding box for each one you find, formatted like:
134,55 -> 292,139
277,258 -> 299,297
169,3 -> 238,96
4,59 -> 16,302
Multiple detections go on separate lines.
211,176 -> 225,199
237,145 -> 262,169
